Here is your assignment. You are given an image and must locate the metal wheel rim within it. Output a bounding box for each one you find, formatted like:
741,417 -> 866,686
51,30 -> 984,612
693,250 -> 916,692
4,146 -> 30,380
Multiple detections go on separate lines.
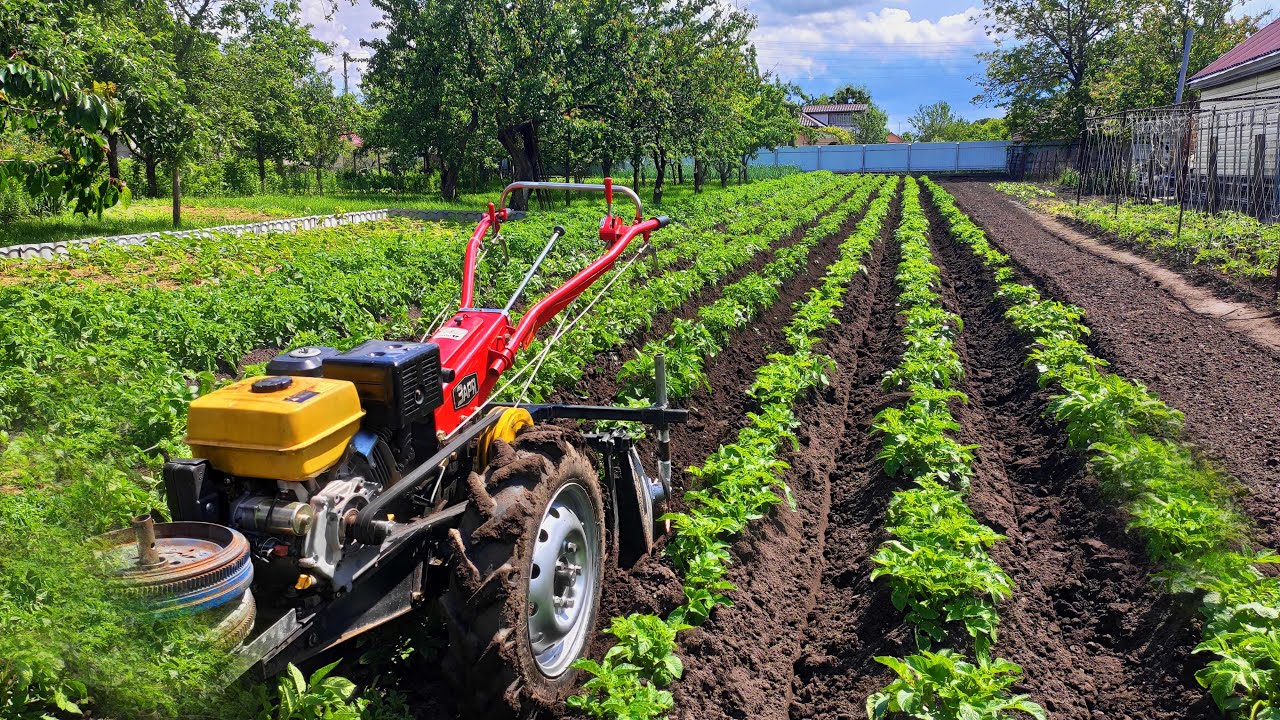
526,481 -> 599,678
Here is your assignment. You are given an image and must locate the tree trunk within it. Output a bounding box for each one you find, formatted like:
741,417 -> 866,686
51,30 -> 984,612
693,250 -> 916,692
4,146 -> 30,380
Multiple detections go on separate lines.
693,158 -> 705,193
717,161 -> 729,188
107,133 -> 120,182
423,149 -> 430,174
171,164 -> 181,228
497,121 -> 542,210
441,159 -> 460,201
676,159 -> 683,185
257,141 -> 267,194
651,147 -> 667,205
315,155 -> 324,196
602,156 -> 613,180
631,146 -> 642,188
145,156 -> 159,198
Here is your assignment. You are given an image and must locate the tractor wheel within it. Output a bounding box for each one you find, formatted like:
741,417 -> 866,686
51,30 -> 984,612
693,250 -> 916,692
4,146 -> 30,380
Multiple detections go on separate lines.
442,425 -> 606,717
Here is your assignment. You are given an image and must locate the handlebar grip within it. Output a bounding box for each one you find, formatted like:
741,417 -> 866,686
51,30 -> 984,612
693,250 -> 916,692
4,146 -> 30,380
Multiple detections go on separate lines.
655,215 -> 671,228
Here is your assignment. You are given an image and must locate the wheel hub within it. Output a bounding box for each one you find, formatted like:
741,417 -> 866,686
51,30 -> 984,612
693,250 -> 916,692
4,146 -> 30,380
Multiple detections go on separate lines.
527,482 -> 598,678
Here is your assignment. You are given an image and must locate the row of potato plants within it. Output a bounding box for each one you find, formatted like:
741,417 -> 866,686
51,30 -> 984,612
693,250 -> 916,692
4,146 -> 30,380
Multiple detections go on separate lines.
567,178 -> 900,720
0,177 -> 814,719
613,174 -> 891,405
502,172 -> 855,402
992,181 -> 1280,280
866,177 -> 1046,720
929,176 -> 1280,719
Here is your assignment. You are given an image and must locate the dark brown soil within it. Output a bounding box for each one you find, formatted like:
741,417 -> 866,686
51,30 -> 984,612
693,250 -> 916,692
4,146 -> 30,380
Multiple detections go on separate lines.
924,190 -> 1211,719
940,181 -> 1280,550
1049,208 -> 1280,313
669,186 -> 906,720
783,191 -> 917,719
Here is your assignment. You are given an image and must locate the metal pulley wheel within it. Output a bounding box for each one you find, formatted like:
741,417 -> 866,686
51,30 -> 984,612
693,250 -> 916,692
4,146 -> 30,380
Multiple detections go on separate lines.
94,516 -> 254,617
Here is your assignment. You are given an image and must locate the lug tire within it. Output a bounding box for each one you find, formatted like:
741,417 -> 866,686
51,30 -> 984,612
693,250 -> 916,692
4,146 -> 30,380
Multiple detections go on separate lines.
441,425 -> 605,718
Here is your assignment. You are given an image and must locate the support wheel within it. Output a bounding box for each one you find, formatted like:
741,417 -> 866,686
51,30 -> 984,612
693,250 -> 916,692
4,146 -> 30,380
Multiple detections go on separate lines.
442,425 -> 605,717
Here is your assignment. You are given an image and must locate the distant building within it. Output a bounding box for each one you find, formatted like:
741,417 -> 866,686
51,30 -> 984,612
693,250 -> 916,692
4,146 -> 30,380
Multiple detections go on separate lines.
1187,18 -> 1280,107
885,132 -> 905,144
797,103 -> 868,146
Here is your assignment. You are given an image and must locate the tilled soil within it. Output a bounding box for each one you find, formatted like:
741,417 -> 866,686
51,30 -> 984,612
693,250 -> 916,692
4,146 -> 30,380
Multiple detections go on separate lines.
595,187 -> 876,634
673,188 -> 906,720
924,192 -> 1211,719
940,180 -> 1280,549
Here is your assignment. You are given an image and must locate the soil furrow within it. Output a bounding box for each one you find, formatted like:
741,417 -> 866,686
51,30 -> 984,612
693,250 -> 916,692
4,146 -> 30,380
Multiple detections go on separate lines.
939,180 -> 1280,551
924,191 -> 1211,720
787,194 -> 912,720
673,187 -> 901,720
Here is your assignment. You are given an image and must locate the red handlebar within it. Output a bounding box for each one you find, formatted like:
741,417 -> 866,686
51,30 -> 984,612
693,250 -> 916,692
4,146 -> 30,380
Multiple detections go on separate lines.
491,217 -> 662,374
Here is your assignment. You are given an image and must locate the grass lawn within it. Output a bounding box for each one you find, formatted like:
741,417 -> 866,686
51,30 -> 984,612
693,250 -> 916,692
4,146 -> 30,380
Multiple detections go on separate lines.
0,179 -> 728,247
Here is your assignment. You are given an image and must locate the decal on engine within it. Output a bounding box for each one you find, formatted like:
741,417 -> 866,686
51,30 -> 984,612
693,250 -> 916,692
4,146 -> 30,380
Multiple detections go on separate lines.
284,390 -> 320,403
435,327 -> 468,341
452,373 -> 479,410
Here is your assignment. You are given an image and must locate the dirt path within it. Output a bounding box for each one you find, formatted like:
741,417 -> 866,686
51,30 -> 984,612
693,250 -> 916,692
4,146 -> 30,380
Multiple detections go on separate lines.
925,192 -> 1211,719
941,180 -> 1280,550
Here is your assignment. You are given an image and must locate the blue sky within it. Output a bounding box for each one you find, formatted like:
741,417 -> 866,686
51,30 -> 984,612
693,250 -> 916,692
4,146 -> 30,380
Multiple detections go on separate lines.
303,0 -> 1275,136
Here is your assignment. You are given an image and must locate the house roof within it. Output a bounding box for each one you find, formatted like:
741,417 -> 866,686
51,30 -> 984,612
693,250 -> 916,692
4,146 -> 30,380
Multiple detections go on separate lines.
801,103 -> 868,113
1189,18 -> 1280,89
885,132 -> 904,143
799,112 -> 824,127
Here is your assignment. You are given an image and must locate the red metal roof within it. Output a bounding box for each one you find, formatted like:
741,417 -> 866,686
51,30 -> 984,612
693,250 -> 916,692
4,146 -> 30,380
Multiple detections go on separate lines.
1190,18 -> 1280,82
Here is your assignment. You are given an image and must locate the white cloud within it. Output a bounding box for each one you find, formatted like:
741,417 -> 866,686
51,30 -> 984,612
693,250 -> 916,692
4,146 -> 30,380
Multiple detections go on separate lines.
750,3 -> 988,81
301,0 -> 376,91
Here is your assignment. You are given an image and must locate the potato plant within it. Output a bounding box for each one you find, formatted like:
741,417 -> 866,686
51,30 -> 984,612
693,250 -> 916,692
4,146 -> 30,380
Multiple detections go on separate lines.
929,176 -> 1280,719
864,177 -> 1042,720
568,176 -> 899,720
993,181 -> 1280,280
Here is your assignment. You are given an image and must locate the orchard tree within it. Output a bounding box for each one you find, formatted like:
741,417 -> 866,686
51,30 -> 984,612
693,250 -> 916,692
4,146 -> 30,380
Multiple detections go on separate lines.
975,0 -> 1128,138
0,0 -> 131,215
225,1 -> 327,192
975,0 -> 1262,138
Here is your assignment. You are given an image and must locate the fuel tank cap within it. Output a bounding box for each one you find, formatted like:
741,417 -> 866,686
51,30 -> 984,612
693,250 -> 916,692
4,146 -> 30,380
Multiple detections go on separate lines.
251,376 -> 294,393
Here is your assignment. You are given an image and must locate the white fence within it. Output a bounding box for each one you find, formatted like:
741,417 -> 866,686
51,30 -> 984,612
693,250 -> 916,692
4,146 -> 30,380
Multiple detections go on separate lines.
750,141 -> 1012,174
1,208 -> 523,260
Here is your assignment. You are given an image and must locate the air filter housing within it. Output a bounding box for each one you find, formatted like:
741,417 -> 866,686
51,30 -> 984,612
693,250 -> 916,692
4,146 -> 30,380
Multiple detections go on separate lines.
322,340 -> 443,430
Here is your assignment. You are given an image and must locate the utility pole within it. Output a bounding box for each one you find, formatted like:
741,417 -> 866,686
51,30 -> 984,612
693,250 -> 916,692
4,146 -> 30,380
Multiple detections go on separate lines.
1176,27 -> 1194,104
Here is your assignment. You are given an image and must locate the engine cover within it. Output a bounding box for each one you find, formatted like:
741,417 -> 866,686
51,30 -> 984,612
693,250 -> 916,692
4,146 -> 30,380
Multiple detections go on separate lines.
186,375 -> 365,481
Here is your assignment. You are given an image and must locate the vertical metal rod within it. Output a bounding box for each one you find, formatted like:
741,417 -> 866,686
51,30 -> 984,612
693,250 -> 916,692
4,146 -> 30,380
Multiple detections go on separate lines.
1175,27 -> 1194,105
501,226 -> 564,316
133,514 -> 162,567
654,354 -> 672,497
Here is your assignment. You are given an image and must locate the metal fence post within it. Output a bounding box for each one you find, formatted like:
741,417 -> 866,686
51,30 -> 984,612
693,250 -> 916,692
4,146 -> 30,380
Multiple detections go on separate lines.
907,143 -> 913,173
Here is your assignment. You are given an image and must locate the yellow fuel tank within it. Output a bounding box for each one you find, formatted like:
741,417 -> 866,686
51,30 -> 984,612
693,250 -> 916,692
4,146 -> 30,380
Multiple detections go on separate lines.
186,376 -> 365,481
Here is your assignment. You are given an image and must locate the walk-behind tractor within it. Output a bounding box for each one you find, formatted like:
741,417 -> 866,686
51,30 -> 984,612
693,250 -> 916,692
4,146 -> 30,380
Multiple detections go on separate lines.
93,180 -> 685,716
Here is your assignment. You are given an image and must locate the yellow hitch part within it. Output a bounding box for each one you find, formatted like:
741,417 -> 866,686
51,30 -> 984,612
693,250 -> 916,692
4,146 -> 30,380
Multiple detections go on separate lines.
476,407 -> 533,470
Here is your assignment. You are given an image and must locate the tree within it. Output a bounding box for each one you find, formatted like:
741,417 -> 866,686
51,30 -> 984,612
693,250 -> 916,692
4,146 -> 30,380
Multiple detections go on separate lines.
909,101 -> 964,141
300,77 -> 353,196
225,0 -> 327,192
0,0 -> 132,215
975,0 -> 1264,139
